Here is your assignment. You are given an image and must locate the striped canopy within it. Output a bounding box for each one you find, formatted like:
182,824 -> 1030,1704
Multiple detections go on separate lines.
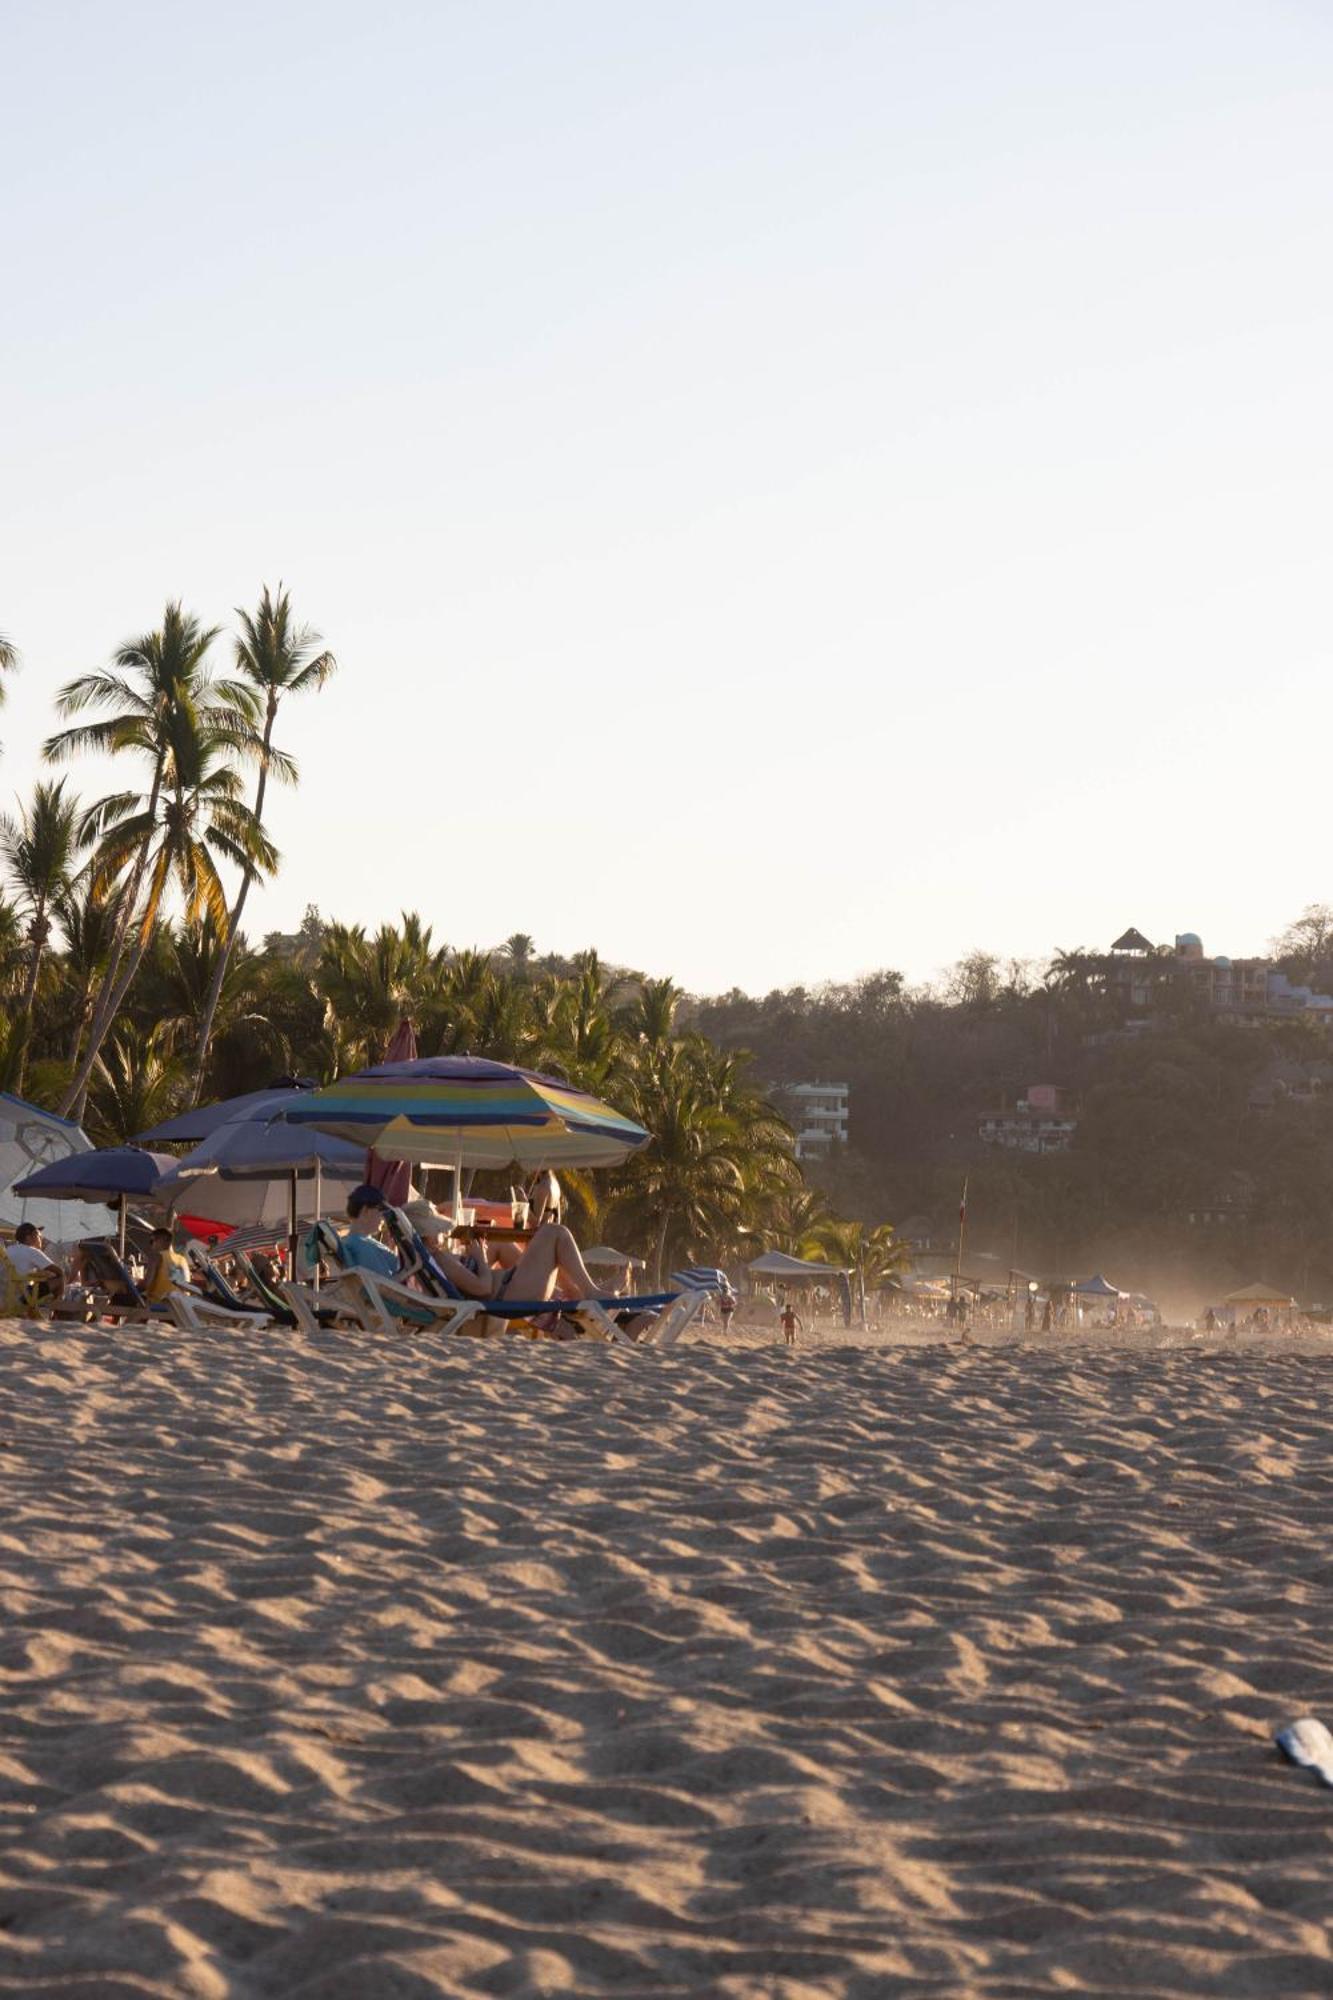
278,1056 -> 650,1169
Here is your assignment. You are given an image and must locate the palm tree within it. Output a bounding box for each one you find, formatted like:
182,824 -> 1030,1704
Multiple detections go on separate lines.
764,1183 -> 835,1254
191,587 -> 335,1097
315,913 -> 447,1067
0,631 -> 17,745
613,1042 -> 756,1281
87,1023 -> 185,1146
83,711 -> 277,1023
44,602 -> 253,1114
0,778 -> 82,1089
620,976 -> 681,1049
502,933 -> 535,978
799,1218 -> 912,1317
52,878 -> 122,1067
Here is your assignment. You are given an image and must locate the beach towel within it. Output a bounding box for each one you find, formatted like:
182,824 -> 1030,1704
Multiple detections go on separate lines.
1275,1717 -> 1333,1786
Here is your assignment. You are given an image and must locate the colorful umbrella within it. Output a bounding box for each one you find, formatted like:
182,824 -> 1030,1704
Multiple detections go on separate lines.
279,1057 -> 649,1190
363,1018 -> 418,1206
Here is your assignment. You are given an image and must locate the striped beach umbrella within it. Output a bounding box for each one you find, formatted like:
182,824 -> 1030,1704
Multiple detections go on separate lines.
278,1055 -> 649,1174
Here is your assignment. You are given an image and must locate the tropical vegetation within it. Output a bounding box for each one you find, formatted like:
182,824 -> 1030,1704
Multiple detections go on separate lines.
8,593 -> 1332,1302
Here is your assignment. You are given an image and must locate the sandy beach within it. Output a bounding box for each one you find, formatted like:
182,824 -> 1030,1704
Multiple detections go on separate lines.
2,1317 -> 1332,1998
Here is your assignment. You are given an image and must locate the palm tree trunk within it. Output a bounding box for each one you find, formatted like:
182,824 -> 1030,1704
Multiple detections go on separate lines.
57,766 -> 164,1118
67,919 -> 157,1123
190,704 -> 274,1103
653,1207 -> 671,1290
11,900 -> 47,1094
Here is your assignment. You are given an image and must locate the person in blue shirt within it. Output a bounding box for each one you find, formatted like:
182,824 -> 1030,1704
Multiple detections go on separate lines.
338,1186 -> 401,1277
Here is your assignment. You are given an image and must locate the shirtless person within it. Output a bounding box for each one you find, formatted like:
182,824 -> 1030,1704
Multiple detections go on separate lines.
779,1298 -> 802,1346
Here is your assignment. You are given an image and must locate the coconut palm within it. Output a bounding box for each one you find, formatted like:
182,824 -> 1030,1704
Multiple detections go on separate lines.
0,631 -> 17,745
71,710 -> 276,1114
44,602 -> 255,1113
191,586 -> 335,1097
619,976 -> 681,1050
763,1183 -> 835,1255
86,1023 -> 186,1146
51,878 -> 122,1070
141,922 -> 280,1075
0,778 -> 82,1089
315,913 -> 447,1067
501,933 -> 535,978
799,1218 -> 912,1300
612,1042 -> 756,1281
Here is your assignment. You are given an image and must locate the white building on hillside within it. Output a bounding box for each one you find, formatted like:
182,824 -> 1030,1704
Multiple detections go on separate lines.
785,1082 -> 849,1160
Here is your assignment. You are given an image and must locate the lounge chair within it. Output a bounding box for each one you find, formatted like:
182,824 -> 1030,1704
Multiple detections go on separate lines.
377,1207 -> 705,1344
74,1239 -> 163,1323
158,1245 -> 274,1332
279,1221 -> 485,1338
229,1249 -> 366,1335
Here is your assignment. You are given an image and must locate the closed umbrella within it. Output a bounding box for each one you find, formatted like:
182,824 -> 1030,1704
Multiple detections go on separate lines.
363,1018 -> 418,1207
280,1055 -> 649,1216
13,1144 -> 175,1258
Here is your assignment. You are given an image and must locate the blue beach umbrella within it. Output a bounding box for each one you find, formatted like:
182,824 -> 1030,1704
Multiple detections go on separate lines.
152,1110 -> 366,1267
135,1078 -> 319,1147
13,1144 -> 176,1256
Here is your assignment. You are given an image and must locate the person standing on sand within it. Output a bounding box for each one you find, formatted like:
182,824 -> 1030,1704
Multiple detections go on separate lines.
779,1300 -> 802,1345
1041,1298 -> 1053,1333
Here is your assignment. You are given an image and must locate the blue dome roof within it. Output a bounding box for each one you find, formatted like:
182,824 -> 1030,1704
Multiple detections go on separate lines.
1214,956 -> 1231,968
1177,932 -> 1201,946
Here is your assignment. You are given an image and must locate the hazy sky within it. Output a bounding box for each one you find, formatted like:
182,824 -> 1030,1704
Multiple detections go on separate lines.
3,1 -> 1331,994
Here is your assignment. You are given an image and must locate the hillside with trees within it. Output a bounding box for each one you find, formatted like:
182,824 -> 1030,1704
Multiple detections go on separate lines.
695,925 -> 1333,1306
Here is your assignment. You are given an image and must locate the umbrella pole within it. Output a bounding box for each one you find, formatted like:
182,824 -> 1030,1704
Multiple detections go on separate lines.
288,1170 -> 299,1281
452,1144 -> 463,1223
313,1157 -> 321,1294
118,1194 -> 127,1261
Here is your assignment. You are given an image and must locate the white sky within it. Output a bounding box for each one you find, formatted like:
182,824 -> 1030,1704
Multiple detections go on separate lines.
3,0 -> 1331,993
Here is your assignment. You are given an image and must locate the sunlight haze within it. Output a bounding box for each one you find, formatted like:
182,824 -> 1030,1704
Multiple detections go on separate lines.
3,0 -> 1330,992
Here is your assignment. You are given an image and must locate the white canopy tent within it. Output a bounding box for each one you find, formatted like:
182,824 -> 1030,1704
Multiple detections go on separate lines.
746,1250 -> 849,1283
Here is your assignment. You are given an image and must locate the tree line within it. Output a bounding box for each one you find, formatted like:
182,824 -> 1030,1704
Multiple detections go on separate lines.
0,599 -> 896,1283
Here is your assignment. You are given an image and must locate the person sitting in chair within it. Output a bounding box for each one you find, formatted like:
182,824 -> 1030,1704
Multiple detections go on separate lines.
338,1185 -> 403,1278
6,1222 -> 65,1304
144,1228 -> 193,1303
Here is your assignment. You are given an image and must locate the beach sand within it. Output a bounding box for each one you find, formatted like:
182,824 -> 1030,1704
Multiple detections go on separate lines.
1,1315 -> 1332,1997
